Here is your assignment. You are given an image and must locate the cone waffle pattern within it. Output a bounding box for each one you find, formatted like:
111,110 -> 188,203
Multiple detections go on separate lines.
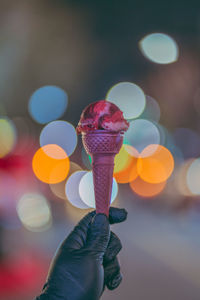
92,162 -> 114,215
82,131 -> 123,216
83,132 -> 123,154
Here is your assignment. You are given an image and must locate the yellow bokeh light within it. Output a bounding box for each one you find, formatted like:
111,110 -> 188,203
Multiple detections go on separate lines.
0,118 -> 16,158
32,144 -> 70,184
130,176 -> 166,198
114,144 -> 139,183
114,144 -> 132,173
137,144 -> 174,183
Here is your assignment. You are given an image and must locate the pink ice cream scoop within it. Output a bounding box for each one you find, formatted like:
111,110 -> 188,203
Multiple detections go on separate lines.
77,100 -> 129,216
76,100 -> 129,134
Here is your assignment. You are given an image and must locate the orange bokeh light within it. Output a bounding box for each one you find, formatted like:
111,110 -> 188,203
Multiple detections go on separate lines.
130,176 -> 166,197
114,144 -> 139,183
32,144 -> 70,184
137,144 -> 174,183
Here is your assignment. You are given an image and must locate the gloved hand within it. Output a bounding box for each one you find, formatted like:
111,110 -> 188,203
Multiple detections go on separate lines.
36,207 -> 127,300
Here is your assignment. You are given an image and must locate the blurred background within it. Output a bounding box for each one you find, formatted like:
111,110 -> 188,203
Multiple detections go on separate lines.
1,0 -> 200,299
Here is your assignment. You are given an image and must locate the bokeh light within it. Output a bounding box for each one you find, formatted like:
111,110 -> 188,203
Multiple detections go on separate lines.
139,33 -> 179,64
175,159 -> 194,196
124,119 -> 160,155
157,123 -> 170,147
186,158 -> 200,195
140,95 -> 161,123
130,176 -> 166,198
81,147 -> 92,170
0,117 -> 17,158
114,144 -> 131,173
65,171 -> 90,209
114,144 -> 139,183
79,171 -> 118,208
137,144 -> 174,183
40,120 -> 77,156
16,193 -> 52,231
28,85 -> 68,124
32,144 -> 70,184
173,128 -> 200,159
50,162 -> 82,200
106,81 -> 146,119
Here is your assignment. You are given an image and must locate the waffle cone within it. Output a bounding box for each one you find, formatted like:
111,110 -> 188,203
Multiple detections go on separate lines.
82,130 -> 123,216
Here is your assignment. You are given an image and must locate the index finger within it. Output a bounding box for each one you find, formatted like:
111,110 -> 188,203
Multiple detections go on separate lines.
109,207 -> 128,224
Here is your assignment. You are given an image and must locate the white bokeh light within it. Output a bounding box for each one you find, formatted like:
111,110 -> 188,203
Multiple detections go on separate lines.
139,33 -> 178,64
106,82 -> 146,119
79,171 -> 118,208
186,158 -> 200,195
17,193 -> 52,231
65,171 -> 90,209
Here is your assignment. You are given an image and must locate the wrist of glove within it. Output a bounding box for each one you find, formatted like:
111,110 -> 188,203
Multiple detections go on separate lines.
35,207 -> 127,300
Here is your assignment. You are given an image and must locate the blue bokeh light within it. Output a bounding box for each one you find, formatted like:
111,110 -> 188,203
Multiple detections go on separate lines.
40,120 -> 77,157
140,95 -> 161,123
124,119 -> 160,155
28,85 -> 68,124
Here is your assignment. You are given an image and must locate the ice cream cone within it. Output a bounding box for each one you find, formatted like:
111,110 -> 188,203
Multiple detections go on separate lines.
82,130 -> 123,216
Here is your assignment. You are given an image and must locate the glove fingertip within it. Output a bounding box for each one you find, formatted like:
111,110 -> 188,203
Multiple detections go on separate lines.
92,213 -> 109,228
106,273 -> 122,290
109,207 -> 128,224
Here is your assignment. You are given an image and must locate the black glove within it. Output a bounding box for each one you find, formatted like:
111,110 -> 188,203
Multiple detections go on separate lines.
35,207 -> 127,300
